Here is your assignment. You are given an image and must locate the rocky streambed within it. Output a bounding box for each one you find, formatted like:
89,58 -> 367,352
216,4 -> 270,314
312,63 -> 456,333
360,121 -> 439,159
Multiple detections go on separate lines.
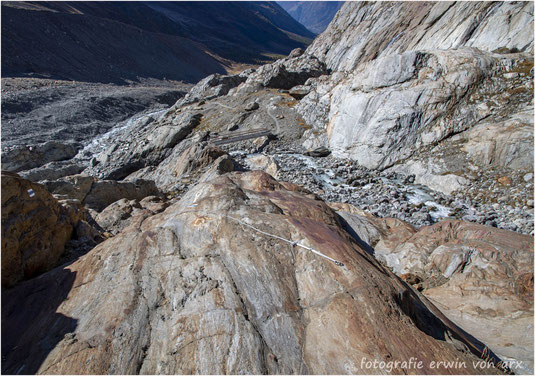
230,141 -> 534,235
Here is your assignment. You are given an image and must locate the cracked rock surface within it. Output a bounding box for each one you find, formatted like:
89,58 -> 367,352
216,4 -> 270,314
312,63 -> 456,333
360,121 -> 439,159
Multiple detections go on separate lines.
2,171 -> 502,374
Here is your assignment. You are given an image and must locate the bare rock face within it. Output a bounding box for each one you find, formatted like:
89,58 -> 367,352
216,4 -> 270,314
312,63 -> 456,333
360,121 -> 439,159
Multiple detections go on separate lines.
463,109 -> 534,170
1,141 -> 77,172
86,111 -> 203,180
299,48 -> 534,170
43,174 -> 160,212
83,179 -> 160,212
377,220 -> 534,373
2,172 -> 503,374
333,202 -> 534,373
237,53 -> 327,92
129,140 -> 234,191
19,160 -> 85,182
307,2 -> 533,73
95,196 -> 170,235
176,73 -> 248,107
290,2 -> 533,202
173,143 -> 227,177
1,172 -> 80,287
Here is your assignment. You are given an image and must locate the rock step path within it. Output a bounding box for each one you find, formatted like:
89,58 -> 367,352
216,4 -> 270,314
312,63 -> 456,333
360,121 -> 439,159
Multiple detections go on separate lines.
210,128 -> 272,146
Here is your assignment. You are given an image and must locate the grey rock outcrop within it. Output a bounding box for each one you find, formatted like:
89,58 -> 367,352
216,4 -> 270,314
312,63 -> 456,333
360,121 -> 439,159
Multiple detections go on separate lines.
236,53 -> 327,92
2,171 -> 503,374
290,1 -> 533,198
95,196 -> 169,235
1,141 -> 77,172
175,73 -> 248,107
299,48 -> 533,170
19,161 -> 85,182
463,109 -> 534,170
127,139 -> 234,191
87,111 -> 203,180
43,175 -> 160,212
307,2 -> 533,72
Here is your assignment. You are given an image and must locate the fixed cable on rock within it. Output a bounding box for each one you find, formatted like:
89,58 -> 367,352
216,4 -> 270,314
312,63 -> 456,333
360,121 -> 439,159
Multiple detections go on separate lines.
227,215 -> 345,267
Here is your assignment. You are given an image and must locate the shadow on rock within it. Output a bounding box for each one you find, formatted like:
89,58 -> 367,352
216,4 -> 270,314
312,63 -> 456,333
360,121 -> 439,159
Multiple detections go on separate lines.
394,280 -> 512,374
2,267 -> 77,374
336,213 -> 375,256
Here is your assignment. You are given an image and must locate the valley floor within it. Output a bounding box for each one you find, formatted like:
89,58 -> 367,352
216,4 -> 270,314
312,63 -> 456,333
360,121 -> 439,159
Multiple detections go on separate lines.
1,77 -> 192,148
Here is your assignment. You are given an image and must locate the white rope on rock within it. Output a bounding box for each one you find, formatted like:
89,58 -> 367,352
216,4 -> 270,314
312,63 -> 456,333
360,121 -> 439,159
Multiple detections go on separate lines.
227,215 -> 345,267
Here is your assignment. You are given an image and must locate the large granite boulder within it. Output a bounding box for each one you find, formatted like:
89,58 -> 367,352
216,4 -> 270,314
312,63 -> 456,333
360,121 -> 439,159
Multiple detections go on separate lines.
2,171 -> 503,374
1,172 -> 80,287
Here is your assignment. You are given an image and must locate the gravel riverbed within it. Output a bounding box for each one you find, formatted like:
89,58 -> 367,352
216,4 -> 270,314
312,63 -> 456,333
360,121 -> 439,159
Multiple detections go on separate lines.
227,140 -> 534,235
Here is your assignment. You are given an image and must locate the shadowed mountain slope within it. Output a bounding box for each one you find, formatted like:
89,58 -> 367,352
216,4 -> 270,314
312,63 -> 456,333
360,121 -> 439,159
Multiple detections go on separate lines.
277,1 -> 344,34
1,1 -> 314,83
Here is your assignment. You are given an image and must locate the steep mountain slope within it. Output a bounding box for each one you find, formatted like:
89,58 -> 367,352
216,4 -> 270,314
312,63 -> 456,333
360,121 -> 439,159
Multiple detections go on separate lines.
307,1 -> 534,72
144,2 -> 313,62
277,1 -> 344,34
1,2 -> 225,84
241,2 -> 315,40
296,1 -> 533,172
1,1 -> 313,83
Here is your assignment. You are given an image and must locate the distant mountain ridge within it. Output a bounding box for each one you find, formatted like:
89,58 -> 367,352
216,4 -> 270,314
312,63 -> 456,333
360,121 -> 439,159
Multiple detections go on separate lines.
1,1 -> 314,83
277,1 -> 344,34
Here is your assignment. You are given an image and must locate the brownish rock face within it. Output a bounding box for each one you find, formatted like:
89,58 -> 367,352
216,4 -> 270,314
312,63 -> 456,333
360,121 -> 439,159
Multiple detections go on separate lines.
2,171 -> 504,374
358,215 -> 534,373
497,176 -> 513,186
1,171 -> 77,287
95,196 -> 170,235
